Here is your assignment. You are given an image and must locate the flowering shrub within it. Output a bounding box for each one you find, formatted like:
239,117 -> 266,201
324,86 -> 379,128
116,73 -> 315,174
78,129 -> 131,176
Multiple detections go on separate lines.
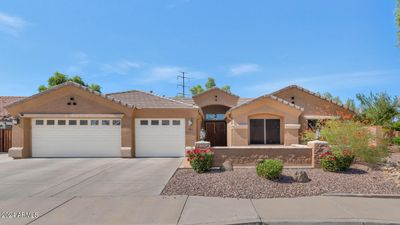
256,159 -> 283,180
186,148 -> 214,173
320,120 -> 388,164
320,150 -> 355,172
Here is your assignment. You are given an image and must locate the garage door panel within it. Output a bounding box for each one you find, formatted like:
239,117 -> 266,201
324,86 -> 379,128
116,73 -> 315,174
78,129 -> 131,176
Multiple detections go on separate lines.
135,118 -> 185,157
32,118 -> 121,157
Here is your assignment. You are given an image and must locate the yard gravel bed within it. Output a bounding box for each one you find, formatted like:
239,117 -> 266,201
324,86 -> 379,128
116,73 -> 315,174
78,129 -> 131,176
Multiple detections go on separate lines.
161,167 -> 400,199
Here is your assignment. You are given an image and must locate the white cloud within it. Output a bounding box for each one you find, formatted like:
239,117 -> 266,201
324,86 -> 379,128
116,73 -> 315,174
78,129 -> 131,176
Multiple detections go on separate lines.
101,60 -> 141,75
229,63 -> 261,75
65,52 -> 90,74
0,12 -> 27,36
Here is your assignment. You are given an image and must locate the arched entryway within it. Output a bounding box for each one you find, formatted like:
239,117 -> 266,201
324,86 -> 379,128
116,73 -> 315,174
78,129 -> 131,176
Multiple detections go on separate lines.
202,105 -> 230,146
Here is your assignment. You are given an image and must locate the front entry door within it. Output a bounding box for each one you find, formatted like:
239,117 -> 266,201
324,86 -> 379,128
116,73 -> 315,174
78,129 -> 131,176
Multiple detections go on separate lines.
205,121 -> 227,146
249,119 -> 280,144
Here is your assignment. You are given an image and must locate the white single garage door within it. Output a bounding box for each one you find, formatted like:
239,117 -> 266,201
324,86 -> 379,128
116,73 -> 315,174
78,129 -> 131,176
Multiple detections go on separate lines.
135,118 -> 185,157
32,118 -> 121,157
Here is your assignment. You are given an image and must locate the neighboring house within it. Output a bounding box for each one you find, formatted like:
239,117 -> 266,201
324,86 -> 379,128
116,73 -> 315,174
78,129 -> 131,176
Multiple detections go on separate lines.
0,96 -> 26,152
5,82 -> 354,158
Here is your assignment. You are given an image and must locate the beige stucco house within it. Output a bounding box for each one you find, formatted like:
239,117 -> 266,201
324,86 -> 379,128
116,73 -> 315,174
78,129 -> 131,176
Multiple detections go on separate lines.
5,82 -> 354,159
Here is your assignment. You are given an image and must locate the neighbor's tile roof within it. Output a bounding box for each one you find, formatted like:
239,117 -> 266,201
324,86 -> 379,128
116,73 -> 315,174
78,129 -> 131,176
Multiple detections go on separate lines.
0,96 -> 26,118
171,97 -> 254,107
107,91 -> 198,109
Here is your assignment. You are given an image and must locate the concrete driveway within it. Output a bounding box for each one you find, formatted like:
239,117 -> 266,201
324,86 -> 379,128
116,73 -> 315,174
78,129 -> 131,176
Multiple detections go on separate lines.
0,157 -> 181,200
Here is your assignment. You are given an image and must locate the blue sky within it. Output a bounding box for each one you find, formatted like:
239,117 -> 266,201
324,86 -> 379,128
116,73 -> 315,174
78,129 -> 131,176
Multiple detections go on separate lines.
0,0 -> 399,101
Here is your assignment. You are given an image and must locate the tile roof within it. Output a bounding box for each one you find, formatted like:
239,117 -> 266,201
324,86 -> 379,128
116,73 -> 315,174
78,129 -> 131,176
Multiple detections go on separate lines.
0,96 -> 26,118
227,94 -> 304,113
171,97 -> 254,107
107,91 -> 198,109
270,85 -> 356,112
6,82 -> 136,109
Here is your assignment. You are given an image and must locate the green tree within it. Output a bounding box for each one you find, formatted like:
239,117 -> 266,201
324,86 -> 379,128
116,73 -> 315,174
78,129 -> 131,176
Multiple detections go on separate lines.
190,84 -> 204,96
88,84 -> 101,92
356,92 -> 399,126
321,92 -> 342,104
69,75 -> 86,86
221,85 -> 231,93
345,98 -> 356,111
38,72 -> 102,93
190,77 -> 231,96
205,77 -> 216,90
48,72 -> 69,87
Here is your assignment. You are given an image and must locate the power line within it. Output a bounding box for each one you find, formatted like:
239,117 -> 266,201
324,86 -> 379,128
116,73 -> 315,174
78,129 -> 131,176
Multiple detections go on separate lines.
177,71 -> 190,97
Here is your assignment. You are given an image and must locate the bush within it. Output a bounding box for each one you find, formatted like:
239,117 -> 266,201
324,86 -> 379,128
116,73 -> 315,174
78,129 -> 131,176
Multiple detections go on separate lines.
393,136 -> 400,146
186,148 -> 214,173
300,130 -> 317,144
320,150 -> 355,172
320,120 -> 388,164
391,121 -> 400,132
256,159 -> 283,180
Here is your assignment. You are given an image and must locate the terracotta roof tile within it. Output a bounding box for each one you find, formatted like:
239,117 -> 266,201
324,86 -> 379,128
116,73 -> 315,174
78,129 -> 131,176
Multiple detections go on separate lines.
227,94 -> 304,113
271,85 -> 356,113
0,96 -> 26,118
107,91 -> 198,109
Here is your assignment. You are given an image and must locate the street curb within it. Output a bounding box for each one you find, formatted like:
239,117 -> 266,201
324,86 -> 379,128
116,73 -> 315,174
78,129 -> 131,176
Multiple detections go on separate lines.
322,193 -> 400,199
229,219 -> 400,225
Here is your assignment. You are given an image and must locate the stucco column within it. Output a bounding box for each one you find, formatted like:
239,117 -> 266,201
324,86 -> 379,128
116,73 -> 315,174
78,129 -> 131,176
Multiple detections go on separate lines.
307,140 -> 330,168
9,118 -> 32,159
120,116 -> 133,158
284,124 -> 301,145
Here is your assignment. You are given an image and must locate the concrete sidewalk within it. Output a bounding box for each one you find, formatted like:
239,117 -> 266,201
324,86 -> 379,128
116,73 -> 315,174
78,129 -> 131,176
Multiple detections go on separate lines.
2,195 -> 399,225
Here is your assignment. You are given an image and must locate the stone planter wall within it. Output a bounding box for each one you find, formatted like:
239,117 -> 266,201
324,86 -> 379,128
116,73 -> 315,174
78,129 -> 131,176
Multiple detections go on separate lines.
212,146 -> 313,167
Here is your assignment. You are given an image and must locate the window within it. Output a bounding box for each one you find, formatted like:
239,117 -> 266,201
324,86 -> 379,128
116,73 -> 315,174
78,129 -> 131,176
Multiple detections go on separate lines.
205,114 -> 225,121
307,119 -> 318,130
90,120 -> 99,126
249,119 -> 280,144
58,120 -> 66,125
69,120 -> 77,125
47,120 -> 55,125
172,120 -> 181,126
112,120 -> 121,126
35,120 -> 44,125
162,120 -> 170,126
151,120 -> 159,125
80,120 -> 88,126
102,120 -> 110,126
140,120 -> 148,125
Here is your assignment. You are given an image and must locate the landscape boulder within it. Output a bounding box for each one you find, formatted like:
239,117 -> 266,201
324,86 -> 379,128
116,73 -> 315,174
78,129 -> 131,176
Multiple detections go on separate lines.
222,160 -> 233,171
293,170 -> 310,183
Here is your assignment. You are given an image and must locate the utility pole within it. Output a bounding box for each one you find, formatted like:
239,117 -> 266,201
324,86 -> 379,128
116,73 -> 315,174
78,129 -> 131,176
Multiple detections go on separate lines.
177,71 -> 189,97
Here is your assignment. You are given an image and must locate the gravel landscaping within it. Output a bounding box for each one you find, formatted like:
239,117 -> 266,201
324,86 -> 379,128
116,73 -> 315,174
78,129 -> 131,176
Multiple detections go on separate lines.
161,166 -> 400,199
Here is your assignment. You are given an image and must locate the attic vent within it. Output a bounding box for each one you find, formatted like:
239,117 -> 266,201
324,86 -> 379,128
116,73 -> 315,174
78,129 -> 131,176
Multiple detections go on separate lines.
67,97 -> 77,106
291,96 -> 295,100
214,95 -> 218,102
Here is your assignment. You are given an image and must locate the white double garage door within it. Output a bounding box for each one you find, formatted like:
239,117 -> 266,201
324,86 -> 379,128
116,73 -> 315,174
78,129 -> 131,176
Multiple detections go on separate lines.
31,118 -> 185,157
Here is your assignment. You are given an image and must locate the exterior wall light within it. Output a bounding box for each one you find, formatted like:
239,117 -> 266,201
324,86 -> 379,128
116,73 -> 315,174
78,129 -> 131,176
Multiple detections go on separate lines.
188,118 -> 193,126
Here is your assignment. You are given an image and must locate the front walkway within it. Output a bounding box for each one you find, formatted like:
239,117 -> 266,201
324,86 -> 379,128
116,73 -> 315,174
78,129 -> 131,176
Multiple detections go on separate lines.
2,195 -> 399,225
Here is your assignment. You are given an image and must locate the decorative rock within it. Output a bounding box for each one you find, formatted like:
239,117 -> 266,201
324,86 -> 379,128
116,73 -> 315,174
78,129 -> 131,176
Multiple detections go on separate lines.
222,160 -> 233,171
256,159 -> 264,165
293,170 -> 310,183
